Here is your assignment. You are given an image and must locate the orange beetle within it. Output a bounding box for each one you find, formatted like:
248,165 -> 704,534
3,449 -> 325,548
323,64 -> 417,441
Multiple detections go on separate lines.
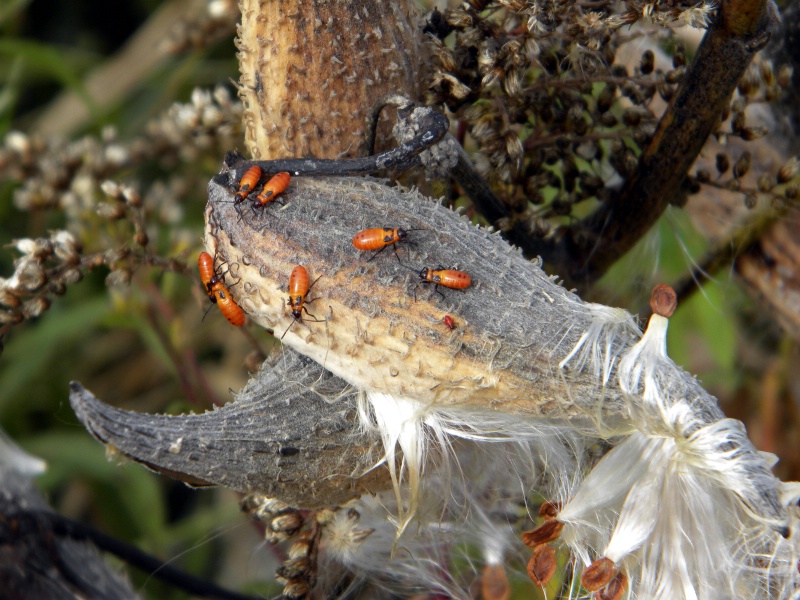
419,267 -> 472,299
281,265 -> 323,339
353,227 -> 423,263
197,252 -> 245,326
253,172 -> 291,206
234,165 -> 262,204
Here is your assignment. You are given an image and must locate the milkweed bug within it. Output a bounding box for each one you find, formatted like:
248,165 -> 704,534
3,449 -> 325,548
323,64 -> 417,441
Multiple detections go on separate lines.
281,265 -> 323,339
443,315 -> 456,330
234,166 -> 262,204
352,227 -> 424,263
209,279 -> 246,327
253,172 -> 290,207
198,251 -> 217,301
418,267 -> 472,299
197,252 -> 245,326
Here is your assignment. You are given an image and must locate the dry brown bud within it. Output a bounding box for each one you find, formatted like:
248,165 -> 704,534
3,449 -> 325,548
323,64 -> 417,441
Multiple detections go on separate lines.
0,288 -> 21,308
61,267 -> 83,285
23,297 -> 50,319
121,185 -> 142,208
49,281 -> 67,296
777,157 -> 799,184
715,153 -> 730,174
276,556 -> 311,580
17,258 -> 47,292
581,556 -> 617,591
600,112 -> 618,127
740,127 -> 767,141
622,108 -> 641,127
100,180 -> 122,199
504,132 -> 523,164
760,61 -> 775,86
640,49 -> 654,75
105,269 -> 132,287
665,67 -> 685,84
52,231 -> 81,264
134,230 -> 149,247
777,64 -> 793,89
96,203 -> 127,220
503,68 -> 521,97
731,111 -> 746,134
597,86 -> 615,113
477,39 -> 498,74
738,67 -> 760,96
733,151 -> 751,179
270,511 -> 303,534
0,309 -> 24,325
14,238 -> 52,258
446,7 -> 474,28
280,580 -> 310,600
288,540 -> 312,560
526,543 -> 557,587
657,79 -> 675,102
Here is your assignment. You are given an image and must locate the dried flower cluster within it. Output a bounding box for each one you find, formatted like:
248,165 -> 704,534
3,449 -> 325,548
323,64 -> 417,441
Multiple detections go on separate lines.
0,87 -> 243,345
160,0 -> 238,55
424,0 -> 794,237
689,56 -> 798,210
242,495 -> 374,600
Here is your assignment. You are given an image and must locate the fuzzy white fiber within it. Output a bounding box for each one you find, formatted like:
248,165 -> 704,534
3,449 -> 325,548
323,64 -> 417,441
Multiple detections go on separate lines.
319,304 -> 800,600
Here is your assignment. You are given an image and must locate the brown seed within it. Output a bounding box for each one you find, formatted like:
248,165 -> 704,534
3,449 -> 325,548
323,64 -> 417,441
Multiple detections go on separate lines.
522,519 -> 564,547
581,556 -> 617,591
526,544 -> 557,587
649,284 -> 677,318
595,571 -> 628,600
481,563 -> 511,600
538,501 -> 561,520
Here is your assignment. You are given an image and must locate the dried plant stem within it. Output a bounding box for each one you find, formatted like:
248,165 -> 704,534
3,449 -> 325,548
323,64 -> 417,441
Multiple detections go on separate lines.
236,0 -> 422,160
